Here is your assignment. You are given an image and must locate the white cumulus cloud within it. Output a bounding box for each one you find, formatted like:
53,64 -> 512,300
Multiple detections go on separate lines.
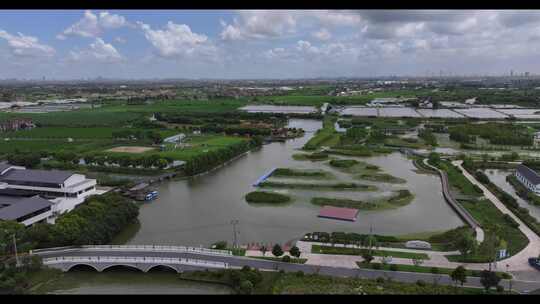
69,38 -> 123,63
59,10 -> 129,39
138,21 -> 216,59
0,29 -> 55,57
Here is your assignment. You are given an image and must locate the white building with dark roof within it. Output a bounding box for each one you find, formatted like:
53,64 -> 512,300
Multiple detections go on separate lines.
515,164 -> 540,195
0,163 -> 98,226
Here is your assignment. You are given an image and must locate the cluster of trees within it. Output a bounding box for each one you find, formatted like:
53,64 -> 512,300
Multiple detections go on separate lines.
340,127 -> 367,145
418,129 -> 438,146
83,153 -> 173,170
225,266 -> 264,295
449,123 -> 532,146
0,193 -> 137,293
155,111 -> 287,126
183,137 -> 261,175
1,221 -> 44,293
25,193 -> 139,247
6,152 -> 41,168
200,124 -> 271,136
112,130 -> 164,144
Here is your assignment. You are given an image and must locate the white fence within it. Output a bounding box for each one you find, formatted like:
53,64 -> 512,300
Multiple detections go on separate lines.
43,256 -> 229,268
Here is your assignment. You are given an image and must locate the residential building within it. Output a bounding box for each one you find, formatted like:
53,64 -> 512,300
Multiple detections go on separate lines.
515,164 -> 540,195
0,162 -> 98,226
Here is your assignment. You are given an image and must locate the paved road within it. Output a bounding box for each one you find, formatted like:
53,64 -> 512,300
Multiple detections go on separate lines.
34,247 -> 540,293
454,160 -> 540,279
423,159 -> 484,242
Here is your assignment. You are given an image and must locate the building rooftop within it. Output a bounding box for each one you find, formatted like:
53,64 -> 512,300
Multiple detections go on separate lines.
318,206 -> 359,222
0,169 -> 73,185
0,195 -> 52,221
517,164 -> 540,185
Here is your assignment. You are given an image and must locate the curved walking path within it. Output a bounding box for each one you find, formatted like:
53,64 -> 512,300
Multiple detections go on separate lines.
423,158 -> 484,243
453,160 -> 540,281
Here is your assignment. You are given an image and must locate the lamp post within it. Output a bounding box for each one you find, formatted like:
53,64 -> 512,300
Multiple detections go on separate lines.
506,264 -> 512,293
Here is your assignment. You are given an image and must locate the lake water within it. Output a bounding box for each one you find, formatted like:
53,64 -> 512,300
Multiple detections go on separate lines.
118,119 -> 463,247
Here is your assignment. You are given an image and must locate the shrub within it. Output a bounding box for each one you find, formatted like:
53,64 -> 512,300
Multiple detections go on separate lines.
389,264 -> 398,271
282,255 -> 291,263
376,277 -> 385,283
295,271 -> 304,277
430,267 -> 439,274
372,263 -> 382,270
496,285 -> 504,293
416,280 -> 426,287
245,191 -> 291,204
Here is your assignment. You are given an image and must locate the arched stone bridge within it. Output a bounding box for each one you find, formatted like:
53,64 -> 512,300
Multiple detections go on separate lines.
42,256 -> 229,273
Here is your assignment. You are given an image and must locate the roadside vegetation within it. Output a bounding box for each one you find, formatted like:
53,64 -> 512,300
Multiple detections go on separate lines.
179,267 -> 484,294
311,245 -> 430,260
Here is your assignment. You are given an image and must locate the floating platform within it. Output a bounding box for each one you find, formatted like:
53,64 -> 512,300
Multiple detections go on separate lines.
318,206 -> 359,222
253,168 -> 277,187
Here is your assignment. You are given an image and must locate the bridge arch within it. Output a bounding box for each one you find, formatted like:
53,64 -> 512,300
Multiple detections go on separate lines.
146,264 -> 179,273
65,263 -> 100,273
101,264 -> 145,273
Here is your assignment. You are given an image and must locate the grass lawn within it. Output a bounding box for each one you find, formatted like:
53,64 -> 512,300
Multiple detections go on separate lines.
303,116 -> 339,150
455,199 -> 528,261
434,160 -> 483,197
311,245 -> 430,260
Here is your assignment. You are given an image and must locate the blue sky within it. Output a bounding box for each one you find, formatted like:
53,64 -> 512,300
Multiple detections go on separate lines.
1,10 -> 540,79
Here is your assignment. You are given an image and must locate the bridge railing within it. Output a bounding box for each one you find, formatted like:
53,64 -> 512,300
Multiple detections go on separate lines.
33,245 -> 232,256
79,245 -> 232,256
43,256 -> 229,268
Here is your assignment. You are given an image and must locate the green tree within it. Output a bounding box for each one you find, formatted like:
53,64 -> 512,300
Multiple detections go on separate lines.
239,279 -> 253,294
428,152 -> 440,165
272,244 -> 283,257
289,246 -> 301,258
480,270 -> 501,292
454,230 -> 477,258
450,266 -> 467,287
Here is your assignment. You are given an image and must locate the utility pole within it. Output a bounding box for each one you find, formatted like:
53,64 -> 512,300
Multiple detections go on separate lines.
230,220 -> 239,248
12,234 -> 20,267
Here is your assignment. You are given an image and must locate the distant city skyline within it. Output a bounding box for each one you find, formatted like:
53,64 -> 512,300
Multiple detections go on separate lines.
2,10 -> 540,79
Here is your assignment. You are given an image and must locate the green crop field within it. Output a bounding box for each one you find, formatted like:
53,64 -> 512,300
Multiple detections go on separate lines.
0,127 -> 179,139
